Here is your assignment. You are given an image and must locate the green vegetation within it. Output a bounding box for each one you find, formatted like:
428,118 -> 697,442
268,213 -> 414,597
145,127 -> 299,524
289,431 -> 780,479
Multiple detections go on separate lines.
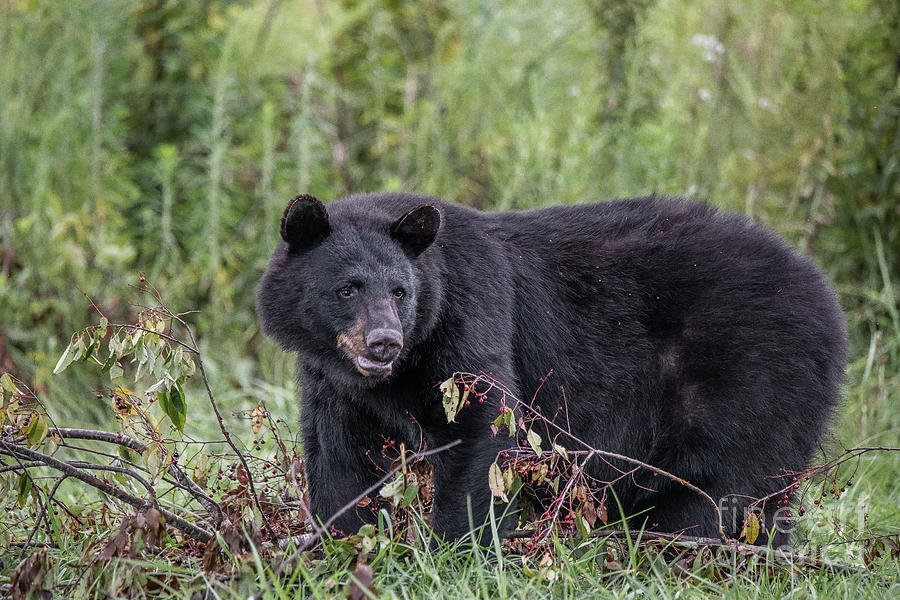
1,0 -> 898,597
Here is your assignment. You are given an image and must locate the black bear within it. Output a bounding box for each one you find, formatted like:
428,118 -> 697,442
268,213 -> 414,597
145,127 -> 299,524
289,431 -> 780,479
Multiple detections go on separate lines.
257,192 -> 846,544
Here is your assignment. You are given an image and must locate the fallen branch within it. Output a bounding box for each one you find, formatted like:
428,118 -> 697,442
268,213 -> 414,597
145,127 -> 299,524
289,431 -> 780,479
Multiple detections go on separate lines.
0,440 -> 212,543
51,427 -> 223,525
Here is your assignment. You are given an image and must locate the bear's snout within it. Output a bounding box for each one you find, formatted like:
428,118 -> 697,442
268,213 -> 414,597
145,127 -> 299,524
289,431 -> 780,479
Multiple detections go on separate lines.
365,328 -> 403,362
336,299 -> 404,378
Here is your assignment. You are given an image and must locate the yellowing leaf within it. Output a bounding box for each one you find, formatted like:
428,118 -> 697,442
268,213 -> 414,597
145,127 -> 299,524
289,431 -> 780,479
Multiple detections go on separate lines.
251,404 -> 265,435
527,429 -> 543,457
552,443 -> 568,461
440,376 -> 462,423
741,512 -> 760,544
489,461 -> 508,502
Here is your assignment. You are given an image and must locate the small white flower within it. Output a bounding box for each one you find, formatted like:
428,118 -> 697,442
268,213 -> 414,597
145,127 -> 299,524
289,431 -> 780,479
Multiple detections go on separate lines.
698,87 -> 712,102
758,96 -> 772,109
691,33 -> 725,63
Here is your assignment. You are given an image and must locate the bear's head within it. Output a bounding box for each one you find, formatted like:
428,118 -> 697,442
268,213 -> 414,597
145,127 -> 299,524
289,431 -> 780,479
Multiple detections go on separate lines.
257,194 -> 442,387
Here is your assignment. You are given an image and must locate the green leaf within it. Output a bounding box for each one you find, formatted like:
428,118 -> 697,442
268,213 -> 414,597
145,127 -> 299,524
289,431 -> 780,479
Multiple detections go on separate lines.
53,341 -> 76,374
439,376 -> 462,423
98,316 -> 108,337
506,410 -> 516,437
79,332 -> 94,359
379,472 -> 405,504
0,373 -> 19,395
25,414 -> 48,448
527,429 -> 543,457
118,444 -> 138,464
108,332 -> 124,359
157,382 -> 187,431
401,482 -> 419,508
17,473 -> 32,508
576,514 -> 591,539
488,461 -> 508,502
109,362 -> 124,383
144,441 -> 161,482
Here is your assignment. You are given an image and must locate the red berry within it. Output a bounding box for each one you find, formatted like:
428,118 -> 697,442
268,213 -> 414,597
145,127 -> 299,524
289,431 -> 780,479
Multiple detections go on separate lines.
140,276 -> 145,282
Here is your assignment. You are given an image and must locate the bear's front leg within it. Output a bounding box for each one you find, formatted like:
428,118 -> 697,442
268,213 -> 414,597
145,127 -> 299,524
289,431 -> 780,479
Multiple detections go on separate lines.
429,432 -> 516,543
301,405 -> 386,537
304,445 -> 382,538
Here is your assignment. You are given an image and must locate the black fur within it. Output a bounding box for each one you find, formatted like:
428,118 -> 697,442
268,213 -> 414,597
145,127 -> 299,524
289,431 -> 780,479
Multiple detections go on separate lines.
257,193 -> 846,544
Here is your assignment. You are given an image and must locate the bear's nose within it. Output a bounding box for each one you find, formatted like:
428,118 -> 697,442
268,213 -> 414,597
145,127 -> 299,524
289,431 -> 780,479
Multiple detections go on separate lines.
365,328 -> 403,362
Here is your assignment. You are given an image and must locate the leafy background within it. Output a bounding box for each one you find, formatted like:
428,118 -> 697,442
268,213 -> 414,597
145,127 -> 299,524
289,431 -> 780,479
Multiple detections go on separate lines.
1,0 -> 898,530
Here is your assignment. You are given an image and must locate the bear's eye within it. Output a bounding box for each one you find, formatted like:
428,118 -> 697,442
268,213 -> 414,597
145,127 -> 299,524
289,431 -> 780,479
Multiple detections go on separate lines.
338,285 -> 356,299
392,288 -> 405,299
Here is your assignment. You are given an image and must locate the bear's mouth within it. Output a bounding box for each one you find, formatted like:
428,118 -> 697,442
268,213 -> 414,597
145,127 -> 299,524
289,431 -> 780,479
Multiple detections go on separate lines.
355,355 -> 394,377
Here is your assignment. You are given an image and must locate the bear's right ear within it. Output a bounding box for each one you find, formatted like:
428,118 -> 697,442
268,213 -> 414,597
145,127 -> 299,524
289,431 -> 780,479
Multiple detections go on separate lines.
280,194 -> 330,250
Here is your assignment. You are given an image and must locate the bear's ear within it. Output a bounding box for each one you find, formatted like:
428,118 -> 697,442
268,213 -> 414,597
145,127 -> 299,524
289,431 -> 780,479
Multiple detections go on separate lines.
281,194 -> 330,250
390,205 -> 442,257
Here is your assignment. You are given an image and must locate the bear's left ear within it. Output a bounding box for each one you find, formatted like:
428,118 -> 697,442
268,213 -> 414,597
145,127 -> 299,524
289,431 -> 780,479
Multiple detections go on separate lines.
390,205 -> 442,257
281,194 -> 330,250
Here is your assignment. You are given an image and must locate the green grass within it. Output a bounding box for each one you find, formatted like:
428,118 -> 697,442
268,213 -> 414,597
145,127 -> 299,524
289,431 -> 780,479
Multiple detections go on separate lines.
21,524 -> 900,599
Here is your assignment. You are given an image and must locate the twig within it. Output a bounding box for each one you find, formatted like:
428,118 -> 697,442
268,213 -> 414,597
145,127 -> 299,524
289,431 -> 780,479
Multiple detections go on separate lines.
19,476 -> 68,562
67,461 -> 157,501
464,373 -> 728,541
106,323 -> 198,355
0,460 -> 44,473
